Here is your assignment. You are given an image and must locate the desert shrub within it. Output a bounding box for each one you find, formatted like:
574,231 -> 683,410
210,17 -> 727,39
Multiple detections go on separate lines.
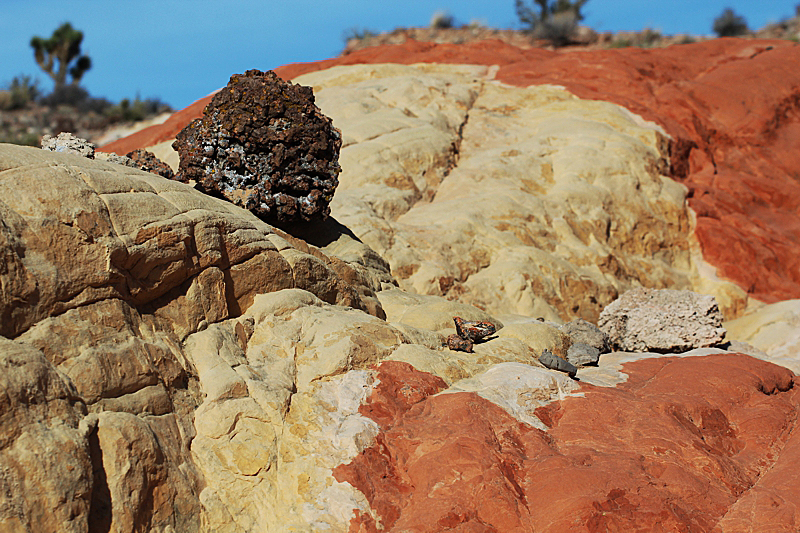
640,28 -> 662,47
533,10 -> 579,46
609,37 -> 632,48
0,132 -> 40,146
430,11 -> 455,29
104,96 -> 171,123
713,8 -> 749,37
39,84 -> 90,108
0,75 -> 40,110
516,0 -> 588,46
342,27 -> 376,43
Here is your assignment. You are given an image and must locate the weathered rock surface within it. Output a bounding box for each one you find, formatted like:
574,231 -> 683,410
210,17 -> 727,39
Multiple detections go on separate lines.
41,131 -> 95,158
561,317 -> 611,354
104,38 -> 800,308
0,143 -> 399,532
725,299 -> 800,375
126,148 -> 174,179
291,63 -> 696,322
5,141 -> 619,532
172,69 -> 341,226
599,288 -> 727,353
14,36 -> 800,533
336,354 -> 799,533
566,342 -> 600,366
0,143 -> 385,339
539,348 -> 578,376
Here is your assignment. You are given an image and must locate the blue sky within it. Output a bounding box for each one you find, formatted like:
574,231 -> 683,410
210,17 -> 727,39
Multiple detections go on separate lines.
1,0 -> 797,109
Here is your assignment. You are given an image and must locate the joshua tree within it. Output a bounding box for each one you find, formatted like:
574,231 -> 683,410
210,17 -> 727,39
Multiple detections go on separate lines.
30,23 -> 92,89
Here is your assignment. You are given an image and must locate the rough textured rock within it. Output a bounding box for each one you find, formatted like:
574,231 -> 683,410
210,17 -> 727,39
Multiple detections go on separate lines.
41,132 -> 95,158
95,151 -> 136,167
172,69 -> 341,226
0,143 -> 383,339
495,320 -> 572,361
280,38 -> 800,306
539,348 -> 578,377
336,354 -> 799,533
561,318 -> 611,354
599,288 -> 727,353
19,37 -> 800,532
445,333 -> 472,353
566,341 -> 600,367
453,316 -> 497,342
295,63 -> 695,322
104,39 -> 800,308
126,148 -> 175,179
0,143 -> 399,532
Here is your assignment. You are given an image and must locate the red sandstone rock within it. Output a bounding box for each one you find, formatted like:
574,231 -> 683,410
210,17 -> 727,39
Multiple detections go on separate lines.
336,355 -> 799,532
100,38 -> 800,303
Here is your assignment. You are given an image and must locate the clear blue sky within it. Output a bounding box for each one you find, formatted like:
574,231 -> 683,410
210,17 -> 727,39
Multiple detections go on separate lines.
1,0 -> 797,109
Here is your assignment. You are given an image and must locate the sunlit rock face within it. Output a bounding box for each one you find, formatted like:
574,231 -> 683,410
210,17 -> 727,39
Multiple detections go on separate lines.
30,35 -> 800,532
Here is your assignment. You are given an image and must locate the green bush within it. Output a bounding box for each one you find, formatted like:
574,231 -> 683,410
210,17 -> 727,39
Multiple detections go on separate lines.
38,84 -> 91,108
103,96 -> 171,123
0,132 -> 40,146
0,75 -> 40,111
342,27 -> 377,44
430,11 -> 455,29
515,0 -> 589,46
533,11 -> 579,46
639,28 -> 662,48
713,8 -> 749,37
609,37 -> 632,48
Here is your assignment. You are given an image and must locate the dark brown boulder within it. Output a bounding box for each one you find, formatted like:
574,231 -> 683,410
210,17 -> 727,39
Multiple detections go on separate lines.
125,149 -> 174,179
172,69 -> 341,226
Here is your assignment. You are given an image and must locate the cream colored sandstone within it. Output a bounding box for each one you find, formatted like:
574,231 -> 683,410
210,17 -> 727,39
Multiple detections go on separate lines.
724,299 -> 800,374
293,64 -> 734,323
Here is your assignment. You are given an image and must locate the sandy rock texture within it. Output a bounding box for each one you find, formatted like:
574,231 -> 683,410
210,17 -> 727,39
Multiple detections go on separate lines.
336,354 -> 799,533
1,142 -> 597,532
598,287 -> 727,352
10,36 -> 800,533
0,144 -> 394,532
104,38 -> 800,310
725,300 -> 800,375
287,63 -> 700,324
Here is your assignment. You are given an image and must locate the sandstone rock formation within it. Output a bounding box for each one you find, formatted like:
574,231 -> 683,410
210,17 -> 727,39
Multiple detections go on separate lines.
725,299 -> 800,375
0,143 -> 388,531
598,288 -> 727,353
103,38 -> 800,311
336,354 -> 798,533
290,63 -> 695,323
1,142 -> 588,531
14,35 -> 800,533
172,69 -> 341,226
